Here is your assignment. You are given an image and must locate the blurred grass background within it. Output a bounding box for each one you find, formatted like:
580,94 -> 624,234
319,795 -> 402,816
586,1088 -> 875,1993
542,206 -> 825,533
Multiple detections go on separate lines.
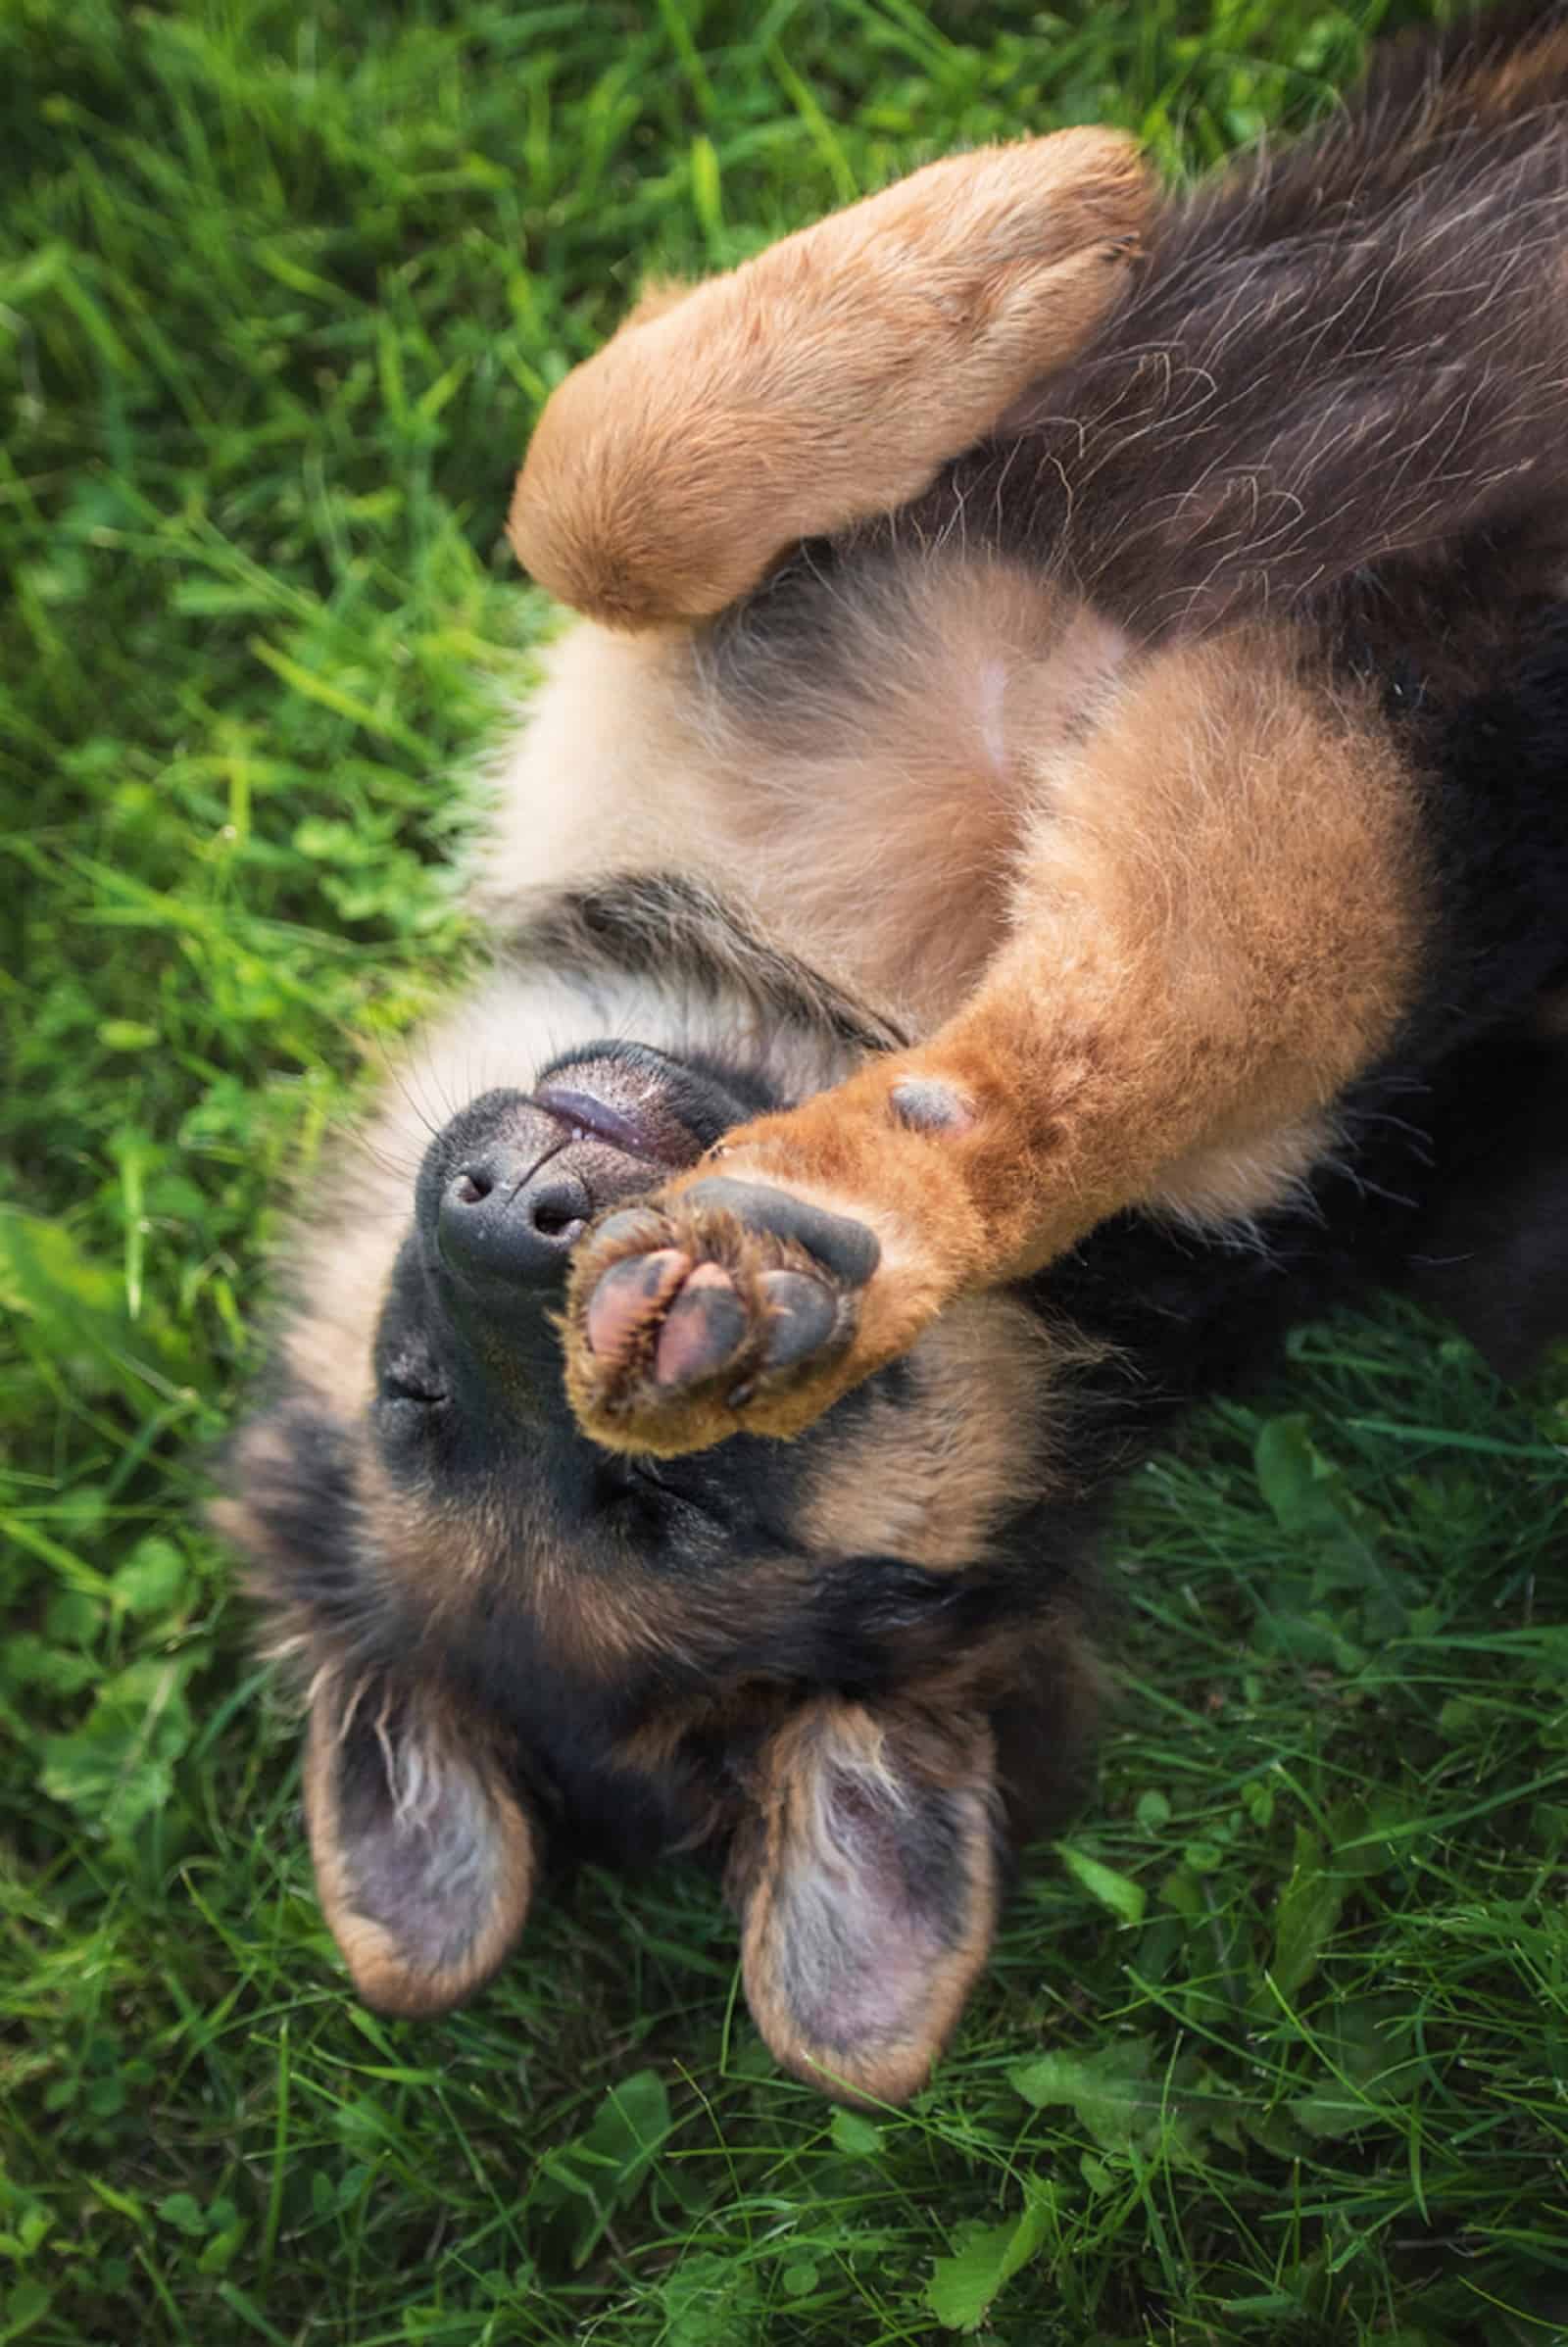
4,2 -> 1567,2340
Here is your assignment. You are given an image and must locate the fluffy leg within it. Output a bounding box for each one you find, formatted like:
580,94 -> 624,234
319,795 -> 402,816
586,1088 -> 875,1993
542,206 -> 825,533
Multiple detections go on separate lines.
509,129 -> 1152,627
563,628 -> 1427,1453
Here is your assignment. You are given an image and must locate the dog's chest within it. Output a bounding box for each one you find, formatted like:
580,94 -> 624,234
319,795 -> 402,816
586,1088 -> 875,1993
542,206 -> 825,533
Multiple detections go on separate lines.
695,555 -> 1130,1024
480,554 -> 1128,1031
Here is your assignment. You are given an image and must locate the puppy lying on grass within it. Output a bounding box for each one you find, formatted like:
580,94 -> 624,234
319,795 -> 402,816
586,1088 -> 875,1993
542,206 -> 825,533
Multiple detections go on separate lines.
220,7 -> 1568,2105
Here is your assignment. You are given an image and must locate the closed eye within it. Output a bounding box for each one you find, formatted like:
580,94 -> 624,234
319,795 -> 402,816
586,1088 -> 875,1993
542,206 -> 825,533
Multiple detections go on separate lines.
379,1352 -> 449,1408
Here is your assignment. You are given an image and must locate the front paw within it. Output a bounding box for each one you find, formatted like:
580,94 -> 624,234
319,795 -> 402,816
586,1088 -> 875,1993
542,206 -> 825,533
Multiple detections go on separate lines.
562,1177 -> 883,1455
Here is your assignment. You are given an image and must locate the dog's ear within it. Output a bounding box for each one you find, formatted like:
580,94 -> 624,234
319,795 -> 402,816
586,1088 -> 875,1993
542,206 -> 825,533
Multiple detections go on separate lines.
731,1700 -> 1001,2105
212,1395 -> 537,2016
302,1672 -> 538,2017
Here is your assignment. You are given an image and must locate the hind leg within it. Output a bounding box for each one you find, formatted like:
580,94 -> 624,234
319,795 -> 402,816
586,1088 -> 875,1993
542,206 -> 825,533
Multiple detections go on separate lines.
562,628 -> 1428,1455
509,129 -> 1152,628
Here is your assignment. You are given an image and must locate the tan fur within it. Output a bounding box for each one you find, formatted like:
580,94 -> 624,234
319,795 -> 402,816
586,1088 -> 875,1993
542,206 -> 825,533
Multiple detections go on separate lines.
479,559 -> 1129,1038
618,275 -> 694,330
509,130 -> 1151,627
356,1455 -> 683,1676
472,620 -> 733,914
1146,1112 -> 1339,1231
698,566 -> 1132,1027
564,626 -> 1427,1450
794,1296 -> 1087,1571
223,1386 -> 777,1687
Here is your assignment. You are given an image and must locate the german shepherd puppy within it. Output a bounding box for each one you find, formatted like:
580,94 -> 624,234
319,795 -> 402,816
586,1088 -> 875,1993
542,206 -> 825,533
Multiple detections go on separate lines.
219,10 -> 1568,2105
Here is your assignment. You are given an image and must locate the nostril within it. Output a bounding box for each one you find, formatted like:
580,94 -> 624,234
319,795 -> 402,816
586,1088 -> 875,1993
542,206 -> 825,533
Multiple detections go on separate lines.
437,1153 -> 594,1294
526,1176 -> 590,1243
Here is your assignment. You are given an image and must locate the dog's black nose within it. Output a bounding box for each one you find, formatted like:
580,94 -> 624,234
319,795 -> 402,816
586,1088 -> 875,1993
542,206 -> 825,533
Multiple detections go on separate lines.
437,1147 -> 591,1291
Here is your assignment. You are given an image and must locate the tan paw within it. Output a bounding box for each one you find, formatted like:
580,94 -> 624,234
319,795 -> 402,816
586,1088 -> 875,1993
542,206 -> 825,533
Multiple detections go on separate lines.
511,127 -> 1152,627
559,1049 -> 1014,1454
562,1176 -> 893,1454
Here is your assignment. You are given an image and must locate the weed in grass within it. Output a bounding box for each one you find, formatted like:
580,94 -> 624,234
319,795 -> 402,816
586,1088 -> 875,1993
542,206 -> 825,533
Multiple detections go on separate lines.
3,3 -> 1565,2342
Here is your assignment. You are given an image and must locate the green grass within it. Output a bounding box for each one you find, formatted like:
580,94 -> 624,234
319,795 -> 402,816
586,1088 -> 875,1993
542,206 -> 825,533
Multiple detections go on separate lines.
4,1 -> 1567,2340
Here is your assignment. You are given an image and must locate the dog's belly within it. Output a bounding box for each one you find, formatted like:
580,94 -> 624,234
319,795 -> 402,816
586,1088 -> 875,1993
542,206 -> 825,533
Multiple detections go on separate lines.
477,556 -> 1130,1033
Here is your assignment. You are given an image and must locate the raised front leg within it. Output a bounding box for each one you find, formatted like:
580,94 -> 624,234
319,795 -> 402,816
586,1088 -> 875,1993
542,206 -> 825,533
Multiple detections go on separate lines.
562,629 -> 1428,1454
509,130 -> 1152,628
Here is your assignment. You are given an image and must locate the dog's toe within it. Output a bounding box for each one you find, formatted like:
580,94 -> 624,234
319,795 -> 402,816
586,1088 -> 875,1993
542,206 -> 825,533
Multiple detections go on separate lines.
677,1178 -> 881,1286
652,1265 -> 749,1388
582,1245 -> 692,1369
755,1269 -> 840,1373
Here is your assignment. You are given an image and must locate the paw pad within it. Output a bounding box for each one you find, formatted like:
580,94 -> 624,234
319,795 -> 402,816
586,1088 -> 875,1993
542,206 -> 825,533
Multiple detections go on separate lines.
583,1246 -> 691,1367
652,1265 -> 748,1388
889,1078 -> 975,1136
564,1178 -> 882,1451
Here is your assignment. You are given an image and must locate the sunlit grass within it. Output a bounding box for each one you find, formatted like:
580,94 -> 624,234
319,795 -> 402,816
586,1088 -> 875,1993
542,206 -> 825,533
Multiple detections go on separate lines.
6,2 -> 1565,2340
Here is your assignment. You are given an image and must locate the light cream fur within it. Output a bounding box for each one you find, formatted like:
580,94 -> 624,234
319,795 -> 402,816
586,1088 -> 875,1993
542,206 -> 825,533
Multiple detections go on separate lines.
478,559 -> 1130,1036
